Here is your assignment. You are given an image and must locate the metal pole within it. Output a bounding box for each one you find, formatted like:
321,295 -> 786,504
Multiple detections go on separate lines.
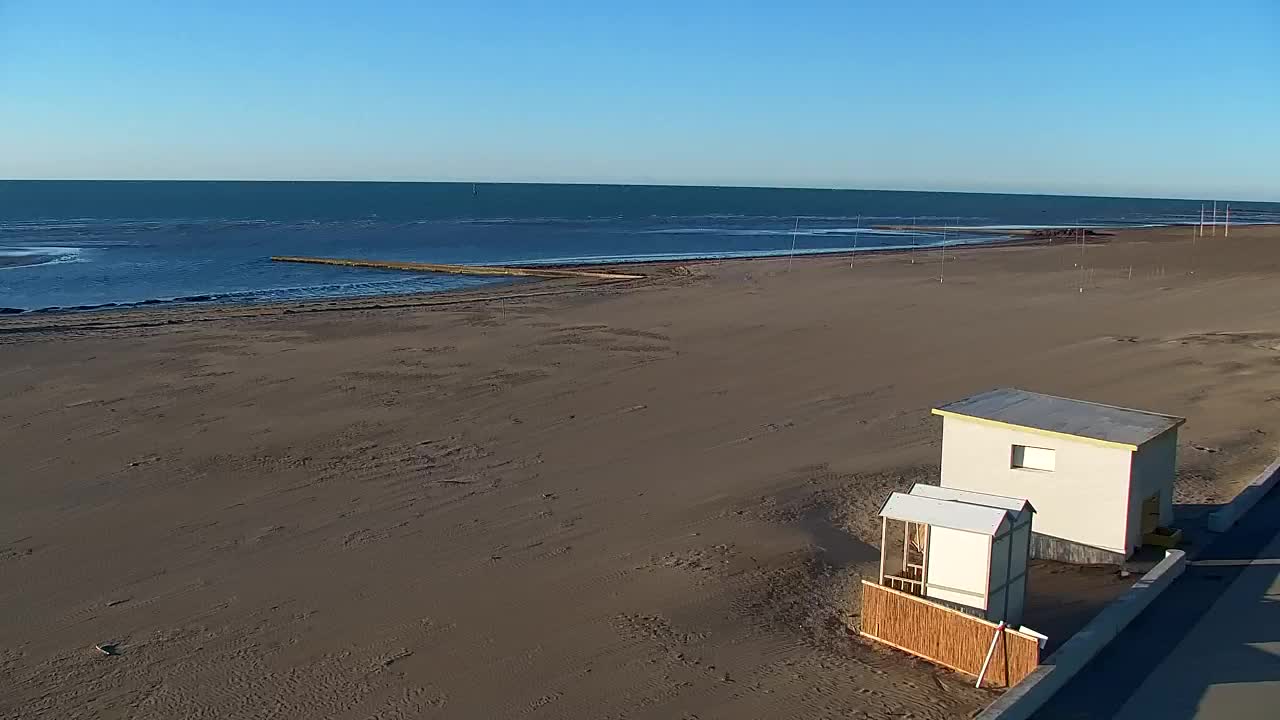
851,214 -> 860,268
939,221 -> 947,283
1212,201 -> 1218,236
788,217 -> 799,271
1078,227 -> 1085,292
910,216 -> 917,264
1225,204 -> 1230,237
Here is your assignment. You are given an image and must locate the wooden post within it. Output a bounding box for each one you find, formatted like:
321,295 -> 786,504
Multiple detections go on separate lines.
879,517 -> 887,585
921,523 -> 930,595
983,535 -> 993,615
976,621 -> 1007,688
902,521 -> 910,577
1004,624 -> 1011,686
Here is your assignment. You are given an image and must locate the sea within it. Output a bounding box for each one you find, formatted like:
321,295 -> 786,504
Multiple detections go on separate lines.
2,181 -> 1277,314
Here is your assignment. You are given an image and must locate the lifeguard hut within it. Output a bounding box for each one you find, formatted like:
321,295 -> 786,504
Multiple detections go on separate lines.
877,484 -> 1034,625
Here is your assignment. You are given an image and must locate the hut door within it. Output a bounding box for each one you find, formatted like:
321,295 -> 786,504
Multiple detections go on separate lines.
1141,494 -> 1160,534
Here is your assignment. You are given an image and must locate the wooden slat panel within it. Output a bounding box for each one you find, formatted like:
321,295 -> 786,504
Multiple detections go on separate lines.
858,580 -> 1039,688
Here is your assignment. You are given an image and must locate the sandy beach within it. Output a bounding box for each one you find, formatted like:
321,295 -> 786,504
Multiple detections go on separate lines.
3,224 -> 1279,719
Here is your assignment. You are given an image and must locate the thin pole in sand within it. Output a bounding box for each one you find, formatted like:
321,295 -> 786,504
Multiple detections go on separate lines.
1225,204 -> 1230,237
1078,226 -> 1086,293
910,216 -> 917,264
938,220 -> 947,283
1199,204 -> 1205,237
851,214 -> 861,269
1212,201 -> 1218,236
788,217 -> 799,272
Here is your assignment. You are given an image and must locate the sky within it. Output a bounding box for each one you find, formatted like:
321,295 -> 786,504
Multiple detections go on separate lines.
1,1 -> 1277,200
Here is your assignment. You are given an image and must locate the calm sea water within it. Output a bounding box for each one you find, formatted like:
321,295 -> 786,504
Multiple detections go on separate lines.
2,181 -> 1277,313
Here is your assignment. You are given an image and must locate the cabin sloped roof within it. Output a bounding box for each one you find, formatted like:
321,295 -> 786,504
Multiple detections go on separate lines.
879,491 -> 1011,536
909,483 -> 1035,516
933,388 -> 1184,449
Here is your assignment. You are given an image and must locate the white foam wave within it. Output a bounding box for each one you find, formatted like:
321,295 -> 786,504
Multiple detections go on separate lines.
0,246 -> 83,270
494,237 -> 1001,267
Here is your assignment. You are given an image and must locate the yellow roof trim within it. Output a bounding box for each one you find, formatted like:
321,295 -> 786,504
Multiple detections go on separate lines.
931,408 -> 1139,451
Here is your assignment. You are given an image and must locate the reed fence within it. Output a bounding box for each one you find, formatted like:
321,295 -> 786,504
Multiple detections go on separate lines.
858,580 -> 1039,688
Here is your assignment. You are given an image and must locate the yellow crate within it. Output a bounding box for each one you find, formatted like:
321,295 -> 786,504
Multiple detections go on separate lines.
1143,527 -> 1183,548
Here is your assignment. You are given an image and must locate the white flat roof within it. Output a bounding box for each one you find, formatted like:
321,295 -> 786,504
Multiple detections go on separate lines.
933,388 -> 1184,449
909,483 -> 1035,516
880,491 -> 1011,536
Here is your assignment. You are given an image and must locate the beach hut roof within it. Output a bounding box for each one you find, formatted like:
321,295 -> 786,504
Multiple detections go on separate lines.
879,491 -> 1011,536
932,388 -> 1184,450
908,483 -> 1035,515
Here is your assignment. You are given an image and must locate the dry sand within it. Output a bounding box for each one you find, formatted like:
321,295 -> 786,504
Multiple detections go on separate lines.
2,225 -> 1279,719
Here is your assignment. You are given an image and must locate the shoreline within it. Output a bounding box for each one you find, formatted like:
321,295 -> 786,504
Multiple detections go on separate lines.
0,225 -> 1149,322
8,220 -> 1272,320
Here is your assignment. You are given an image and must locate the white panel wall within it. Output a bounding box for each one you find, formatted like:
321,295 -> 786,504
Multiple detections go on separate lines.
990,534 -> 1011,589
1006,575 -> 1027,626
986,586 -> 1006,623
990,522 -> 1031,624
1009,522 -> 1031,581
940,417 -> 1134,554
925,526 -> 991,610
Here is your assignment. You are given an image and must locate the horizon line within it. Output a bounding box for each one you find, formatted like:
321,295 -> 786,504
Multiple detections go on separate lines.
0,178 -> 1273,205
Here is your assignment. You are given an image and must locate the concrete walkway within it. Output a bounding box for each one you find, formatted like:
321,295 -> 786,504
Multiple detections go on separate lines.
1035,483 -> 1280,719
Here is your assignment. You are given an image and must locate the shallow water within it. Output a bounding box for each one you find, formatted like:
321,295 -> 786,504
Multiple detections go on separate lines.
3,181 -> 1276,313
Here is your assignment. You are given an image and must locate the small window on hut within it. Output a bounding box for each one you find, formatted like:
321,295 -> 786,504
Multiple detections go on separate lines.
1012,445 -> 1056,472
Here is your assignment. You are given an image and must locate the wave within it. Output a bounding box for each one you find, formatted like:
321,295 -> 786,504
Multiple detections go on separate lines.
496,236 -> 1000,267
0,246 -> 83,270
639,227 -> 949,237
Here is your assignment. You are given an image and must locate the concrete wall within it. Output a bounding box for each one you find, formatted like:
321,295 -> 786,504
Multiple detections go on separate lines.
926,526 -> 991,610
975,550 -> 1188,720
1125,430 -> 1177,551
1030,533 -> 1127,565
1208,455 -> 1280,532
940,417 -> 1134,555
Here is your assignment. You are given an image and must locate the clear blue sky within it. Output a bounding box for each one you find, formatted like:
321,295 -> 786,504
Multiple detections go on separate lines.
2,1 -> 1276,200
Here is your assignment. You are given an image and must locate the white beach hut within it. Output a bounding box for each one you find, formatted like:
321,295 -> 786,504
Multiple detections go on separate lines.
877,484 -> 1034,626
933,388 -> 1184,564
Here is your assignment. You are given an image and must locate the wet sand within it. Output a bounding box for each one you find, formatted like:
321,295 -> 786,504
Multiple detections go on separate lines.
3,225 -> 1279,719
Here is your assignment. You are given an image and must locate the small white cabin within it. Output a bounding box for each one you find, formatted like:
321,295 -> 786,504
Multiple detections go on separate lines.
934,388 -> 1184,564
877,484 -> 1034,626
